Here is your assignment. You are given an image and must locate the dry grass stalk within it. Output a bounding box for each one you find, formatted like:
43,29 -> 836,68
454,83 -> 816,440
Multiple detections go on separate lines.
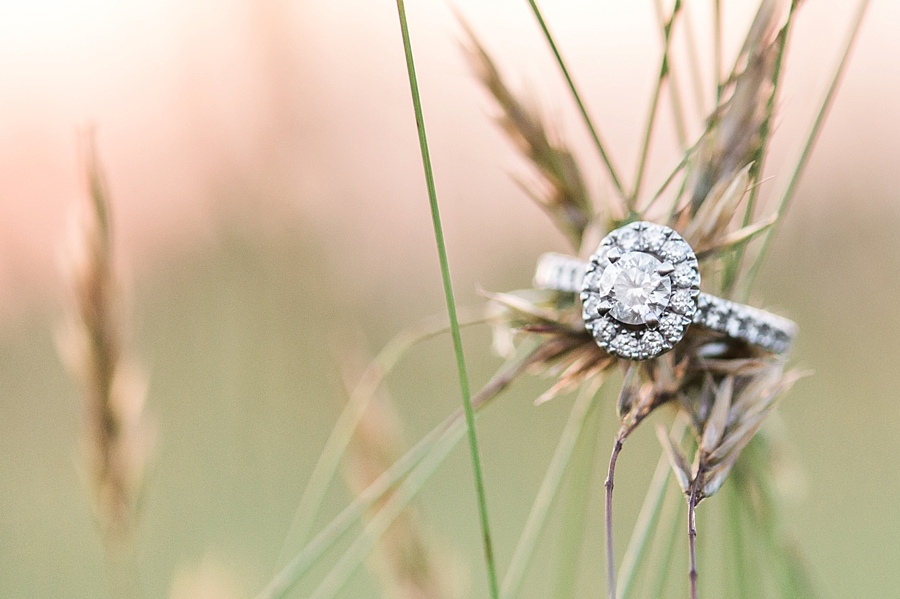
338,344 -> 462,599
461,2 -> 811,597
460,21 -> 603,250
687,0 -> 787,212
58,132 -> 152,566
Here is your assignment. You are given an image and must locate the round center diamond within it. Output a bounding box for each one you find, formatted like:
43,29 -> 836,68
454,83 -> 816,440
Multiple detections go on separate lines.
597,251 -> 672,325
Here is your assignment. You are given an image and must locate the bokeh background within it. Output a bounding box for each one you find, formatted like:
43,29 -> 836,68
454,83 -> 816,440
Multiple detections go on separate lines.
1,1 -> 898,597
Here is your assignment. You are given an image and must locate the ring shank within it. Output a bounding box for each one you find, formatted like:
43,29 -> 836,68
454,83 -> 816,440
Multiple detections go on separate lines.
534,252 -> 797,355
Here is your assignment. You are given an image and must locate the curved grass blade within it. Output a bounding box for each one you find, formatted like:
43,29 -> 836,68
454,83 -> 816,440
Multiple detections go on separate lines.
616,417 -> 688,599
501,384 -> 600,599
727,479 -> 751,599
743,0 -> 871,297
552,387 -> 603,599
632,0 -> 683,205
645,479 -> 684,599
254,348 -> 538,599
308,418 -> 466,599
274,312 -> 486,566
652,0 -> 688,149
255,414 -> 459,599
394,1 -> 500,597
714,0 -> 723,102
723,6 -> 796,295
679,1 -> 708,120
525,0 -> 626,197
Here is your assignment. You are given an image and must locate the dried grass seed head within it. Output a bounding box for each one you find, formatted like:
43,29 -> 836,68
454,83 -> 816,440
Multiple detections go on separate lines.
460,20 -> 600,250
58,133 -> 152,542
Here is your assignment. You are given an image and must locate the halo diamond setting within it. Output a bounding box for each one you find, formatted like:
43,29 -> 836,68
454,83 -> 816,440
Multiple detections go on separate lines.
580,222 -> 700,359
533,221 -> 796,360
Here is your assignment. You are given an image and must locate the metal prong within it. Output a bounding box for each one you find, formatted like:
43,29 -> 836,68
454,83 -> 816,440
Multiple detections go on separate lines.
657,262 -> 675,276
598,300 -> 612,314
607,248 -> 621,263
645,312 -> 660,328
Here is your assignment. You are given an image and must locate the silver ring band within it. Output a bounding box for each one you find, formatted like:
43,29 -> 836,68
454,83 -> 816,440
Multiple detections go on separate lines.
534,251 -> 797,356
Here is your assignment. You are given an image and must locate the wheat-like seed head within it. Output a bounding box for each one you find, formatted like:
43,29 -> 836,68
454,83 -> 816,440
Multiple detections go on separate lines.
57,131 -> 152,545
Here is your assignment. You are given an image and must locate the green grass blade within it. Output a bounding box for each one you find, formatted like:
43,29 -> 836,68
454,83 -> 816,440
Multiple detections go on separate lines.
645,479 -> 683,599
741,10 -> 794,226
652,0 -> 688,149
274,312 -> 486,566
552,387 -> 603,599
255,413 -> 459,599
501,385 -> 600,599
526,0 -> 626,197
743,0 -> 870,295
713,0 -> 722,102
722,8 -> 795,295
394,2 -> 500,597
308,419 -> 467,599
727,479 -> 750,599
679,1 -> 708,120
632,0 -> 683,205
617,418 -> 687,599
255,348 -> 537,599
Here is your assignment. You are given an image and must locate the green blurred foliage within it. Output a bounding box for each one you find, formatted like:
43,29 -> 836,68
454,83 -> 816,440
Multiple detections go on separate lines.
1,197 -> 899,598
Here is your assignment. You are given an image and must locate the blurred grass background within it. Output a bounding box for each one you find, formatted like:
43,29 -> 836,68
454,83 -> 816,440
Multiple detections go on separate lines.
1,1 -> 899,598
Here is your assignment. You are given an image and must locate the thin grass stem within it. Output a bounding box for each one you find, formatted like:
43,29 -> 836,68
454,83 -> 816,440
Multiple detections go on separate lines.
501,384 -> 600,599
641,114 -> 716,217
646,480 -> 683,599
616,417 -> 688,599
680,1 -> 708,119
525,0 -> 626,197
274,312 -> 486,565
552,389 -> 603,599
687,477 -> 701,599
394,2 -> 500,597
254,349 -> 538,599
642,153 -> 688,218
652,0 -> 688,149
742,13 -> 794,227
632,0 -> 683,205
727,479 -> 749,599
743,0 -> 870,297
604,364 -> 640,599
257,417 -> 457,599
714,0 -> 722,102
308,419 -> 465,599
605,432 -> 627,599
723,8 -> 795,295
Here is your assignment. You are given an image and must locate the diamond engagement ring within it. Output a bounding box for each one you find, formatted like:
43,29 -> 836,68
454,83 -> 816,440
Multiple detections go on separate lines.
533,221 -> 797,360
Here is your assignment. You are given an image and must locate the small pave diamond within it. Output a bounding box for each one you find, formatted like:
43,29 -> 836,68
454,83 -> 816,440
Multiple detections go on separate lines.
659,312 -> 685,343
582,296 -> 601,320
593,244 -> 612,265
616,227 -> 640,251
672,263 -> 698,288
642,331 -> 665,355
726,316 -> 744,338
584,270 -> 605,290
592,318 -> 618,343
661,238 -> 691,263
641,225 -> 668,251
670,289 -> 696,316
612,332 -> 638,357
